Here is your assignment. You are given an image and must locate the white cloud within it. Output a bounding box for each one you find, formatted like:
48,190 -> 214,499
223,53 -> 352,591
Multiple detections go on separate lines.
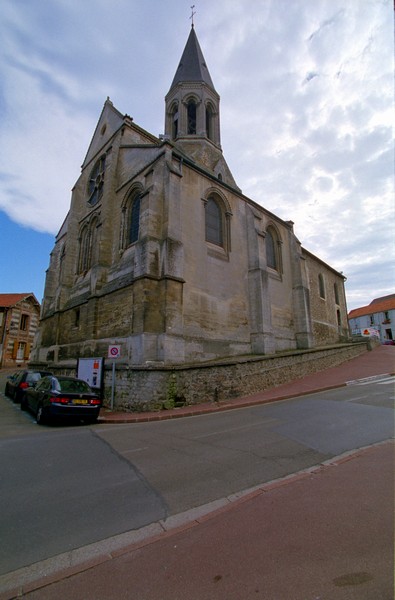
0,0 -> 393,309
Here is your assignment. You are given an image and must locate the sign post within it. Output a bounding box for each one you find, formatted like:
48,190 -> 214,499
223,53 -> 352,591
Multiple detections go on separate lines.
108,345 -> 121,410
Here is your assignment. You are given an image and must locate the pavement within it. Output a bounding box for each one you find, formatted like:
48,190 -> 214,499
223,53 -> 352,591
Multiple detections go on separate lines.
1,345 -> 394,600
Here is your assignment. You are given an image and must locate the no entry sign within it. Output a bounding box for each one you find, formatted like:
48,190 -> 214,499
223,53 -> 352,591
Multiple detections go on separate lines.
108,345 -> 121,359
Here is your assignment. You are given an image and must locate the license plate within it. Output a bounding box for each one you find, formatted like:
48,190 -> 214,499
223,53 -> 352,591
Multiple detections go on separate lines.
72,399 -> 88,405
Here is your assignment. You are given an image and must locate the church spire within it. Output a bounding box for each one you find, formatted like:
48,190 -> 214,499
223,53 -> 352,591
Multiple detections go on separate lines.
164,26 -> 240,190
165,26 -> 220,149
168,26 -> 216,93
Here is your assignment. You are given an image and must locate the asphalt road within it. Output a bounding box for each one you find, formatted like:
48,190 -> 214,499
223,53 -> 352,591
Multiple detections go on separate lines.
0,372 -> 393,578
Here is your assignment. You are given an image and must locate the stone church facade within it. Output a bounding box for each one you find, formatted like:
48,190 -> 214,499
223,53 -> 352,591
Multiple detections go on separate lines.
31,27 -> 349,407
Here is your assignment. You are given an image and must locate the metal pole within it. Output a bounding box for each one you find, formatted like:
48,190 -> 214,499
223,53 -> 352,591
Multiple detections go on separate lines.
111,361 -> 115,411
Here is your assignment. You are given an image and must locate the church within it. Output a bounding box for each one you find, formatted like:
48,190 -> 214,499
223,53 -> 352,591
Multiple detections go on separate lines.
31,26 -> 350,409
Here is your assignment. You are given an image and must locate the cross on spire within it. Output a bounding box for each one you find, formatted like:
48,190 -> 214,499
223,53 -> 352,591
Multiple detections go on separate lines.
190,5 -> 196,27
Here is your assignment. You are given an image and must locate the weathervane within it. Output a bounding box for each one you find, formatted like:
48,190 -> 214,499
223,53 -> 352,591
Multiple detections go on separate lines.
190,5 -> 196,27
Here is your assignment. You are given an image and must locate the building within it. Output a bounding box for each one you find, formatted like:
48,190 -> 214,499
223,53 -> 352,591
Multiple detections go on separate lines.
31,26 -> 349,408
0,293 -> 41,368
348,294 -> 395,343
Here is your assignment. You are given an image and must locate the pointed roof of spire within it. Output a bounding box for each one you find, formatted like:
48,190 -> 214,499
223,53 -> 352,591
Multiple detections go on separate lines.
169,26 -> 216,92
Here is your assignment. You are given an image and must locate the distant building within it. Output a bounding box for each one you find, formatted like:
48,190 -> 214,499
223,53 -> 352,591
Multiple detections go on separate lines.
348,294 -> 395,343
0,294 -> 41,368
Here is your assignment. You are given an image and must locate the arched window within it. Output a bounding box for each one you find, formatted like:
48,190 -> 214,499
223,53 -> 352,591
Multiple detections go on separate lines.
78,218 -> 99,273
172,105 -> 179,139
266,226 -> 282,272
78,225 -> 91,273
206,104 -> 213,140
187,100 -> 197,135
318,274 -> 326,299
129,194 -> 141,244
205,197 -> 223,246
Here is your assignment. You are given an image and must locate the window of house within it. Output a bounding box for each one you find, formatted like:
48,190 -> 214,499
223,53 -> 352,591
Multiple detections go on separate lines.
16,342 -> 26,361
129,194 -> 141,244
187,100 -> 197,135
337,309 -> 341,327
205,197 -> 223,246
20,314 -> 29,331
87,155 -> 106,205
318,274 -> 326,299
370,314 -> 374,325
74,308 -> 80,328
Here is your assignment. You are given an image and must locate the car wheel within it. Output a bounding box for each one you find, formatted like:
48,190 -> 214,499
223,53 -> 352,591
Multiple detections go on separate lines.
20,395 -> 28,411
36,405 -> 47,425
84,416 -> 98,425
4,384 -> 9,397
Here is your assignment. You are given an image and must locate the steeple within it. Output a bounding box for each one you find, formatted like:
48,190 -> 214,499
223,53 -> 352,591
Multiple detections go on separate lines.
165,26 -> 221,150
165,26 -> 239,189
169,26 -> 216,92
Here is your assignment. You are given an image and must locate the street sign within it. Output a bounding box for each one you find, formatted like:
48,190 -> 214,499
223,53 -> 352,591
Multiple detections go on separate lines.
108,345 -> 121,359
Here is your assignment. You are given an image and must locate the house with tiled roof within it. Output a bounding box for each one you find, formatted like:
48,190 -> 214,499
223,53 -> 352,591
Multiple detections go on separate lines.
0,294 -> 41,368
348,294 -> 395,343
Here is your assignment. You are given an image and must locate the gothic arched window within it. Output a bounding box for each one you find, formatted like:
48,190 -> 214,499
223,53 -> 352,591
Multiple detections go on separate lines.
172,105 -> 179,139
266,226 -> 282,272
187,100 -> 197,135
78,225 -> 91,273
206,104 -> 213,140
205,197 -> 223,247
129,194 -> 141,245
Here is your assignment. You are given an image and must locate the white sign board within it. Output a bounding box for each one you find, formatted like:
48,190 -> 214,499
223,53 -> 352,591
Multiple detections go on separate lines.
77,357 -> 104,391
108,345 -> 121,359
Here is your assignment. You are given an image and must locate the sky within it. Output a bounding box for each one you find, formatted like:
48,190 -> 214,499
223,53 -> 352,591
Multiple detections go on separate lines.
0,0 -> 393,311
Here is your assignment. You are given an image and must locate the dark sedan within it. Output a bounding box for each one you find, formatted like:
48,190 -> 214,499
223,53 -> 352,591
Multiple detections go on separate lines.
5,370 -> 52,403
21,375 -> 102,425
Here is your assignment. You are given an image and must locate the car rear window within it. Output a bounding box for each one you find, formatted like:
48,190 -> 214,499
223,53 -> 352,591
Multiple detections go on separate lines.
26,372 -> 43,383
57,379 -> 92,393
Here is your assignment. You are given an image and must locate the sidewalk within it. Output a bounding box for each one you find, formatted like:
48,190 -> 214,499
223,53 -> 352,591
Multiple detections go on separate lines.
8,441 -> 394,600
98,344 -> 395,423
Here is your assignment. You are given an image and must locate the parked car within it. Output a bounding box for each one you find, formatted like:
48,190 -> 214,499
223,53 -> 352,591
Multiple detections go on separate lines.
4,370 -> 53,403
21,375 -> 102,425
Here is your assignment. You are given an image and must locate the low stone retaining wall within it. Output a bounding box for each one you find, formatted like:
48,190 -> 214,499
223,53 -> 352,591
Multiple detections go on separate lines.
103,341 -> 371,412
30,341 -> 373,413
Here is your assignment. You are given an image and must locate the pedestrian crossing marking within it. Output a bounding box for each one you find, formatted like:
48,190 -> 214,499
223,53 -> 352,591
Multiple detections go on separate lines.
346,375 -> 394,386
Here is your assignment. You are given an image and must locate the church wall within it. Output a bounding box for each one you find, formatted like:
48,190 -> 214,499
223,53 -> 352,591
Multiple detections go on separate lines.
303,251 -> 348,344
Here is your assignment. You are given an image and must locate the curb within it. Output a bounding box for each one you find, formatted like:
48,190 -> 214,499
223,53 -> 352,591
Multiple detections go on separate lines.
1,440 -> 392,600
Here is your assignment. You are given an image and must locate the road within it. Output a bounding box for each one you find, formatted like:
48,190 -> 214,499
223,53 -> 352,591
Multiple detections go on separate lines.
0,371 -> 393,579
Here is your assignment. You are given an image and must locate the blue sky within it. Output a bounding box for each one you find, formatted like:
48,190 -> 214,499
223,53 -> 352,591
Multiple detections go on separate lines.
0,0 -> 394,310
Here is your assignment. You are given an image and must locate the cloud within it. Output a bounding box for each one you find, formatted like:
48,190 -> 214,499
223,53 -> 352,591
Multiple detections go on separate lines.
0,0 -> 393,310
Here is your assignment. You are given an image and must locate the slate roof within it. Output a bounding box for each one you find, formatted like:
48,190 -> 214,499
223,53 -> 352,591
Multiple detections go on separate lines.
0,293 -> 39,308
169,26 -> 216,91
348,294 -> 395,319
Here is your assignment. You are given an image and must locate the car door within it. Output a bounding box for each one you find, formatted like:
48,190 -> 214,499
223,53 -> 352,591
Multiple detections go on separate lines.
28,377 -> 50,414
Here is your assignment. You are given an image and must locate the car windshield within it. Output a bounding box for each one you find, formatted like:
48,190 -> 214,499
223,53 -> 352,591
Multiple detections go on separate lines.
54,378 -> 92,393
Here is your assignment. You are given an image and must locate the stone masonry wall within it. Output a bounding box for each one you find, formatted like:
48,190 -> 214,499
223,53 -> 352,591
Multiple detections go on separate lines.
44,341 -> 373,412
